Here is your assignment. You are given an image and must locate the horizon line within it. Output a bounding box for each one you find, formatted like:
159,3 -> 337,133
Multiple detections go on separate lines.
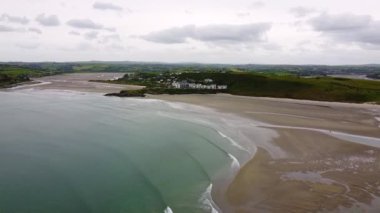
1,60 -> 380,67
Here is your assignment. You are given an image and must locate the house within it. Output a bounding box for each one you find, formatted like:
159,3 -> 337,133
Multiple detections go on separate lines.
172,81 -> 227,90
172,81 -> 189,89
204,78 -> 213,83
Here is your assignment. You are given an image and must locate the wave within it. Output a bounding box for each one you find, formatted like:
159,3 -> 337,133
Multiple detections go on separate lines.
216,131 -> 246,152
228,153 -> 241,171
164,206 -> 173,213
199,184 -> 220,213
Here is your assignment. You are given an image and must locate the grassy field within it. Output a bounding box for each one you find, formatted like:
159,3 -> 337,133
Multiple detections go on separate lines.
177,72 -> 380,103
0,66 -> 34,87
107,72 -> 380,104
0,64 -> 69,88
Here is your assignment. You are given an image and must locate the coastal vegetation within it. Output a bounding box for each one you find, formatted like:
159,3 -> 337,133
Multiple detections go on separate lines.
105,89 -> 146,97
104,71 -> 380,103
0,65 -> 35,87
0,64 -> 72,88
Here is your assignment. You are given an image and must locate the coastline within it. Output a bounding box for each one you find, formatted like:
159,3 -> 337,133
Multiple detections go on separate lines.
6,73 -> 380,212
151,94 -> 380,212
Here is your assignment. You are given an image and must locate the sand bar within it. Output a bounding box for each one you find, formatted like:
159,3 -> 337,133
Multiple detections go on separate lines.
7,73 -> 144,93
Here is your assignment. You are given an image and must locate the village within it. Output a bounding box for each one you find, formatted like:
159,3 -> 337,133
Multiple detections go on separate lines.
171,78 -> 228,90
122,72 -> 228,90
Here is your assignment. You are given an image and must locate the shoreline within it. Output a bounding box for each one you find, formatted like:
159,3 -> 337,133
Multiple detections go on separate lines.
151,94 -> 380,212
5,74 -> 380,212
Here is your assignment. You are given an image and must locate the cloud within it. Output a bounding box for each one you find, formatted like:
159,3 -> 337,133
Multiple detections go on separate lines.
107,44 -> 124,50
76,42 -> 95,51
237,12 -> 251,18
35,14 -> 60,26
99,34 -> 121,43
93,2 -> 123,11
142,25 -> 194,43
67,19 -> 103,30
141,23 -> 271,44
104,27 -> 116,32
28,28 -> 42,34
310,13 -> 371,31
0,25 -> 19,32
84,31 -> 99,40
309,13 -> 380,47
0,14 -> 29,25
69,31 -> 81,36
16,42 -> 40,49
249,1 -> 265,9
289,7 -> 317,18
0,25 -> 41,34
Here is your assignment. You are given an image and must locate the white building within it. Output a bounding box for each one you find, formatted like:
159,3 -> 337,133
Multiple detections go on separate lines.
204,79 -> 213,83
172,81 -> 227,90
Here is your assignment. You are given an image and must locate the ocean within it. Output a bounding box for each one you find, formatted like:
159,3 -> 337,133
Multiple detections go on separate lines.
0,89 -> 275,213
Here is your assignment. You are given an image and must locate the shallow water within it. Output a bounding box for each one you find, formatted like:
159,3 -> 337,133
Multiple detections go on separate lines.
0,89 -> 276,213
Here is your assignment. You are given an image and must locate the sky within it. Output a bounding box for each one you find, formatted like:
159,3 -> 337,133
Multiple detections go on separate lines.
1,0 -> 380,64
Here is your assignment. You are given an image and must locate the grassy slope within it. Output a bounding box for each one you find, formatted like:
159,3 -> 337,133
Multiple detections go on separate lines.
171,72 -> 380,103
0,64 -> 68,88
0,66 -> 33,87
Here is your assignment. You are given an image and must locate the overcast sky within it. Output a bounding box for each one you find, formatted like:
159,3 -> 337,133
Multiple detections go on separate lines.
1,0 -> 380,64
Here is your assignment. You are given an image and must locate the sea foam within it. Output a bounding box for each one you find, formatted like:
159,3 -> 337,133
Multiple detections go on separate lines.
200,184 -> 220,213
228,153 -> 241,171
217,131 -> 246,152
164,206 -> 173,213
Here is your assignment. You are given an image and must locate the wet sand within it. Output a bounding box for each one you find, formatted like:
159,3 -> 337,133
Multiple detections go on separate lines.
152,94 -> 380,212
7,73 -> 144,93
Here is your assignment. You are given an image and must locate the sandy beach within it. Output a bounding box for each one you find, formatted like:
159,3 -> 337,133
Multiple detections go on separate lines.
152,94 -> 380,212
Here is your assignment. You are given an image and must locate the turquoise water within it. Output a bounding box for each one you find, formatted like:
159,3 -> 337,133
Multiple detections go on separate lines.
0,90 -> 250,213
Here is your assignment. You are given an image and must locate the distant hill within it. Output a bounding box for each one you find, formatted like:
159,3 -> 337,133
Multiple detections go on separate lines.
1,61 -> 380,88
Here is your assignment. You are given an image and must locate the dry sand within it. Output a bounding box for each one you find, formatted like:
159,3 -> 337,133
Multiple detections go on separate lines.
152,94 -> 380,212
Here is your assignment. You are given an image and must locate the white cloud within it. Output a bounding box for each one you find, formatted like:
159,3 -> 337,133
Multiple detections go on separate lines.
67,19 -> 103,30
69,31 -> 81,36
28,28 -> 42,34
35,14 -> 60,26
289,7 -> 317,18
84,31 -> 99,40
16,42 -> 40,49
141,23 -> 271,45
93,2 -> 123,11
0,14 -> 29,25
0,25 -> 19,32
249,1 -> 265,9
99,34 -> 121,43
309,13 -> 380,48
310,13 -> 371,31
